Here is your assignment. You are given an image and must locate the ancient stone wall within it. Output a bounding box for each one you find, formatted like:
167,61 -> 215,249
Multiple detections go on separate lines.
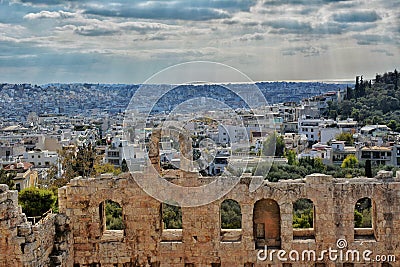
1,172 -> 400,267
0,184 -> 71,267
55,173 -> 400,267
0,184 -> 26,266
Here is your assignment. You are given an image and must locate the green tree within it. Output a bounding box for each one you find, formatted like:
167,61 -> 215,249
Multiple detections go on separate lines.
263,132 -> 285,157
365,160 -> 372,178
293,199 -> 314,229
75,144 -> 99,177
58,144 -> 101,186
387,120 -> 398,131
94,163 -> 121,176
18,187 -> 57,217
221,199 -> 242,229
105,200 -> 124,230
121,159 -> 129,173
0,169 -> 15,189
298,157 -> 326,173
162,203 -> 182,229
354,210 -> 363,228
341,155 -> 358,169
325,100 -> 338,119
335,132 -> 354,146
286,149 -> 298,165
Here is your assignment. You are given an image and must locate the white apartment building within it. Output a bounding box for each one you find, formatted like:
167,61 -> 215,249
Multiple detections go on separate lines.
105,137 -> 135,167
24,150 -> 58,167
298,118 -> 334,143
218,125 -> 248,145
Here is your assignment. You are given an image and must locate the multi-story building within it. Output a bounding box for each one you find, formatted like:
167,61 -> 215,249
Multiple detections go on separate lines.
105,137 -> 135,167
328,140 -> 357,165
218,124 -> 248,145
360,125 -> 391,137
298,118 -> 335,143
3,162 -> 38,191
0,143 -> 25,161
359,146 -> 392,166
23,150 -> 58,168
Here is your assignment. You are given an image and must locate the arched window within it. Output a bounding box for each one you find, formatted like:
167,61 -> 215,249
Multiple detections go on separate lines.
162,203 -> 182,229
161,202 -> 182,242
293,198 -> 315,240
253,199 -> 281,249
220,199 -> 242,242
221,199 -> 242,229
354,197 -> 375,240
99,200 -> 124,240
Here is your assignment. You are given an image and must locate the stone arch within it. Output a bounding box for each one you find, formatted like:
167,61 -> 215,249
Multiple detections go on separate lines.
253,199 -> 281,249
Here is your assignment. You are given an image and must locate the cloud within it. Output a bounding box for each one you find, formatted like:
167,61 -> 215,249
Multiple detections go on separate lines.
56,20 -> 175,36
281,45 -> 328,57
15,0 -> 78,5
24,10 -> 77,19
332,11 -> 381,23
311,22 -> 344,35
70,25 -> 117,36
13,0 -> 258,21
222,19 -> 240,25
0,22 -> 26,33
239,33 -> 264,41
262,19 -> 312,34
311,21 -> 377,35
371,49 -> 394,57
264,0 -> 350,6
83,4 -> 230,21
354,34 -> 396,46
16,0 -> 256,11
148,48 -> 217,61
1,0 -> 399,84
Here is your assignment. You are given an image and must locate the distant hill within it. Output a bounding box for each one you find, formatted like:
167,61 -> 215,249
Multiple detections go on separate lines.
324,69 -> 400,131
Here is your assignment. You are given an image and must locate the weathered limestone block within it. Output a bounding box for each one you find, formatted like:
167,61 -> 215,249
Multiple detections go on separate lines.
3,169 -> 400,267
376,170 -> 393,180
17,223 -> 32,237
305,173 -> 333,184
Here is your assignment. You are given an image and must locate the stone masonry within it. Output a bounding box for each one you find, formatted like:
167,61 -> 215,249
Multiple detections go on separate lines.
1,172 -> 399,266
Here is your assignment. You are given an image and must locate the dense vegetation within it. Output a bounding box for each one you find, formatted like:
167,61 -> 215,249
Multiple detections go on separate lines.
261,157 -> 399,181
262,132 -> 285,157
354,198 -> 372,228
293,199 -> 314,229
57,144 -> 121,187
105,200 -> 124,230
221,199 -> 242,229
0,169 -> 15,189
326,69 -> 400,130
18,187 -> 57,217
162,203 -> 182,229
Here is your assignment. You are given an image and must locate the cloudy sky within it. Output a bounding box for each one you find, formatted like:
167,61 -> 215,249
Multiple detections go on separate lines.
0,0 -> 399,84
